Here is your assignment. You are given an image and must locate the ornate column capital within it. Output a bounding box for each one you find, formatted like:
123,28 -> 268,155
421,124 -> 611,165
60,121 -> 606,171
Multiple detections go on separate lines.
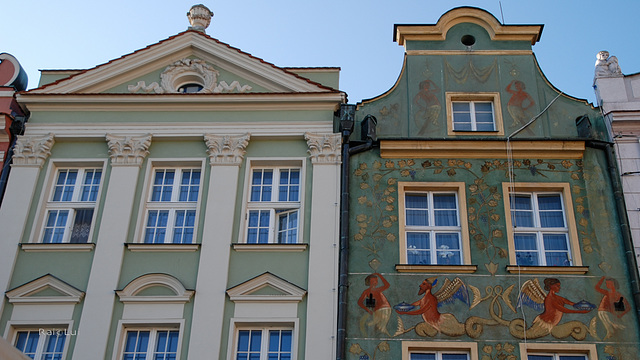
106,134 -> 152,166
204,133 -> 250,165
305,132 -> 341,164
13,133 -> 55,167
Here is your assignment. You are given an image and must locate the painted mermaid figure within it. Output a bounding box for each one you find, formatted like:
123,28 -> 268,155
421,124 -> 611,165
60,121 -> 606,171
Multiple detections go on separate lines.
510,278 -> 594,340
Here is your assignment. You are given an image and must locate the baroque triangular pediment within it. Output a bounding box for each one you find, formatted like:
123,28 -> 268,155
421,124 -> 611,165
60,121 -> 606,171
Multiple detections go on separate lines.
226,272 -> 306,302
5,274 -> 84,304
29,31 -> 333,95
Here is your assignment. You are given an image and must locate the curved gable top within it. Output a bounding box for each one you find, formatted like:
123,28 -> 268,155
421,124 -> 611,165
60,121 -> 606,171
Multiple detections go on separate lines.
394,7 -> 543,46
116,273 -> 194,304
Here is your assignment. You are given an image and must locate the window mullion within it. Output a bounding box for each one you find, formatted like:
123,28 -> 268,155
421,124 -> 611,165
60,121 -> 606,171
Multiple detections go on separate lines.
470,102 -> 478,130
271,168 -> 281,202
147,330 -> 156,358
269,208 -> 277,243
262,327 -> 270,360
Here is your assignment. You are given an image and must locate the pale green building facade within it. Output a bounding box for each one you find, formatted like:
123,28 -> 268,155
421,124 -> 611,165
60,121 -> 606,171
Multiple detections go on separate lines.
0,5 -> 344,360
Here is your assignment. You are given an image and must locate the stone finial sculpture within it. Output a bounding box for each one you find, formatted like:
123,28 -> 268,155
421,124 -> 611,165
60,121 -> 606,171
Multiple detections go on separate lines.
187,4 -> 213,33
595,51 -> 622,78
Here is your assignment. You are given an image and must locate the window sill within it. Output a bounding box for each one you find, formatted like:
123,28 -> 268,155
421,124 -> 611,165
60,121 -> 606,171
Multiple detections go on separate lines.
126,244 -> 200,252
233,243 -> 308,252
506,265 -> 589,274
20,243 -> 95,252
395,264 -> 477,273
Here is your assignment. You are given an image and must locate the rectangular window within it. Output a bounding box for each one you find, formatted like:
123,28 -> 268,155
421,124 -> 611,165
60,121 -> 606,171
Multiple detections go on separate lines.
121,329 -> 179,360
446,92 -> 504,136
520,343 -> 595,360
398,182 -> 471,268
234,327 -> 293,360
13,329 -> 67,360
503,183 -> 584,272
245,167 -> 301,244
452,101 -> 495,131
411,352 -> 469,360
405,192 -> 461,265
41,168 -> 102,243
143,168 -> 201,244
527,355 -> 587,360
402,341 -> 477,360
510,192 -> 571,266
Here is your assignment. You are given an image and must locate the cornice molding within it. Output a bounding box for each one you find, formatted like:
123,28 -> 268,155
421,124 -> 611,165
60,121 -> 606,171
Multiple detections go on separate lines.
406,50 -> 533,56
106,133 -> 152,166
395,7 -> 542,46
17,92 -> 345,112
305,132 -> 341,164
380,140 -> 585,159
204,133 -> 250,165
116,273 -> 194,304
21,122 -> 333,139
12,133 -> 55,167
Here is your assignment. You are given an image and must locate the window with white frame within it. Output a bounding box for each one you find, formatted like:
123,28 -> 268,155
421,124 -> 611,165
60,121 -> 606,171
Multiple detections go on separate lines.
527,354 -> 587,360
234,327 -> 293,360
452,101 -> 495,131
245,166 -> 301,244
404,191 -> 462,265
41,168 -> 102,243
13,328 -> 67,360
119,328 -> 179,360
143,167 -> 201,244
510,192 -> 571,266
410,352 -> 469,360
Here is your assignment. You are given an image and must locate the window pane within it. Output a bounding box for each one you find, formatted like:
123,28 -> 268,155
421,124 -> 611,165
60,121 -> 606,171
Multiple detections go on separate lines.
442,354 -> 470,360
154,330 -> 179,360
434,196 -> 458,226
279,169 -> 300,202
268,330 -> 292,360
145,210 -> 169,243
406,194 -> 428,226
179,170 -> 200,202
247,210 -> 270,243
559,356 -> 588,360
123,331 -> 150,359
43,210 -> 69,243
43,332 -> 67,360
411,354 -> 436,360
515,233 -> 539,265
511,195 -> 534,227
436,233 -> 462,265
251,170 -> 273,202
173,210 -> 196,244
407,232 -> 430,265
474,102 -> 493,112
53,170 -> 78,201
152,170 -> 175,202
80,170 -> 102,202
15,331 -> 39,358
70,209 -> 94,243
528,356 -> 554,360
452,102 -> 470,112
277,210 -> 298,244
544,234 -> 570,266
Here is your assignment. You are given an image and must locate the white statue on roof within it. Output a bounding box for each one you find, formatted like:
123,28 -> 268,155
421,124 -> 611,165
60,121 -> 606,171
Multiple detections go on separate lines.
595,51 -> 622,78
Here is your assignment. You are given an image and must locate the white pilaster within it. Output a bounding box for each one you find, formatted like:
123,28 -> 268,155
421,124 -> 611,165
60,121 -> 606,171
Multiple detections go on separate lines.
72,134 -> 151,360
304,132 -> 341,360
187,134 -> 249,360
0,134 -> 54,316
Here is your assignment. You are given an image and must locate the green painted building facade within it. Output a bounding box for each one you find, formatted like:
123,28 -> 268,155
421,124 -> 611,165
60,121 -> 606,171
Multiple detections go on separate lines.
342,8 -> 640,360
0,5 -> 344,360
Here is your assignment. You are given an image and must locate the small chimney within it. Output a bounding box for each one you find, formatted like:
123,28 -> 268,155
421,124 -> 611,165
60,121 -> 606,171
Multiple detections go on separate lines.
187,4 -> 213,33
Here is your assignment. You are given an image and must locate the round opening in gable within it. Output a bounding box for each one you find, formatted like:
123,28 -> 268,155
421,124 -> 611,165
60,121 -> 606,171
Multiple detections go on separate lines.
178,83 -> 204,93
461,35 -> 476,46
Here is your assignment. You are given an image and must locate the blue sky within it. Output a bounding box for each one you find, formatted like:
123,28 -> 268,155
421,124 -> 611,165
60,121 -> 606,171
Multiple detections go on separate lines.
2,1 -> 638,105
